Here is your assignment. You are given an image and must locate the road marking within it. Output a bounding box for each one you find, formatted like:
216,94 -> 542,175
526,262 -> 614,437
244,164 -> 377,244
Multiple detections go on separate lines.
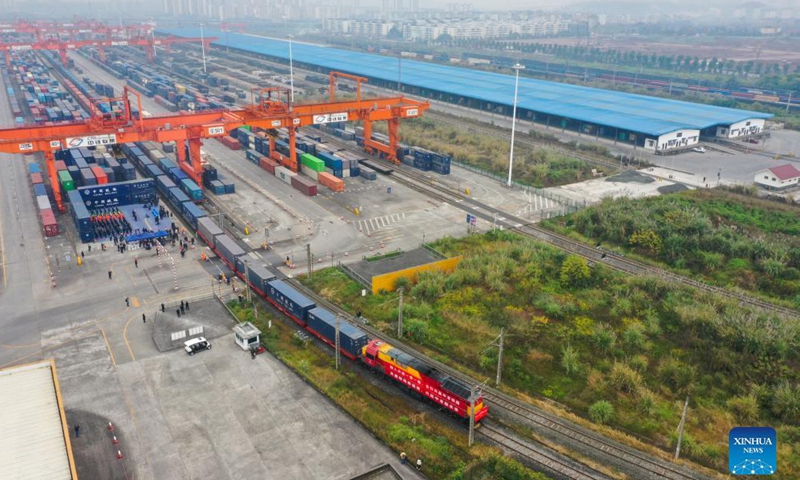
0,330 -> 99,369
130,296 -> 140,308
122,314 -> 137,362
99,327 -> 117,367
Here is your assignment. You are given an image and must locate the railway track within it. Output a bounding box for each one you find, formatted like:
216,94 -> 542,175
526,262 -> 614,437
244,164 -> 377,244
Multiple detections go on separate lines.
479,422 -> 611,480
317,131 -> 798,319
284,277 -> 712,480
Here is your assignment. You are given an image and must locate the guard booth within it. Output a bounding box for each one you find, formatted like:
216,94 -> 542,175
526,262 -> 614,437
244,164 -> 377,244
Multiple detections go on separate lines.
233,322 -> 262,351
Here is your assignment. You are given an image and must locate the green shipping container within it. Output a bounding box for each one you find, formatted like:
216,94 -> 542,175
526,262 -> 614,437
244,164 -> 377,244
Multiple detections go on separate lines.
240,125 -> 252,131
58,170 -> 75,191
300,153 -> 325,172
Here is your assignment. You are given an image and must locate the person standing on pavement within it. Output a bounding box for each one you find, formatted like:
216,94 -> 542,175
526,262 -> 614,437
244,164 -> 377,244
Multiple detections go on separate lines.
184,301 -> 189,311
125,297 -> 130,307
108,270 -> 113,280
400,452 -> 407,465
74,424 -> 80,438
134,258 -> 138,268
142,314 -> 146,323
416,459 -> 422,471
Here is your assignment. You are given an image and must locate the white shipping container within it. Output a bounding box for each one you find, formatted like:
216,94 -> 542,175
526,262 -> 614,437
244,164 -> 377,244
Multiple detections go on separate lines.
342,169 -> 350,178
275,166 -> 297,185
301,165 -> 319,181
36,195 -> 51,211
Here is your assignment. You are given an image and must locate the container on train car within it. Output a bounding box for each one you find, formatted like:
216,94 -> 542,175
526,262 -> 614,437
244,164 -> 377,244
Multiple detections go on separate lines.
266,280 -> 315,324
168,186 -> 190,206
156,175 -> 176,195
307,308 -> 369,358
28,163 -> 41,174
197,217 -> 224,247
232,260 -> 275,294
180,179 -> 204,201
30,172 -> 43,184
291,175 -> 317,197
36,195 -> 51,211
214,234 -> 246,268
181,201 -> 206,230
33,183 -> 47,197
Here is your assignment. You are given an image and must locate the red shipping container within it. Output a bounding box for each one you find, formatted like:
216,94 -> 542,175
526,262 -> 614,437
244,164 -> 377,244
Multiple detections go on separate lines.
41,208 -> 59,237
30,172 -> 43,184
91,166 -> 108,184
259,157 -> 277,175
55,160 -> 67,171
219,135 -> 241,150
291,175 -> 318,197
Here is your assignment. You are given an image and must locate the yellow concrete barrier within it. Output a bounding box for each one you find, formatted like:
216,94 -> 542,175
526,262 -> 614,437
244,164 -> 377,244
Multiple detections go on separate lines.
372,256 -> 462,294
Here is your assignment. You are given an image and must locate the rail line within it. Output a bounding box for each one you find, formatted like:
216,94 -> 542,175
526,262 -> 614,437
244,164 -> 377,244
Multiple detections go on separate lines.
284,277 -> 711,480
318,131 -> 797,318
479,422 -> 611,480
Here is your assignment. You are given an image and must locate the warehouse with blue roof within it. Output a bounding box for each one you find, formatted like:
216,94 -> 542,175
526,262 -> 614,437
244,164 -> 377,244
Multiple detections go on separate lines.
161,28 -> 772,154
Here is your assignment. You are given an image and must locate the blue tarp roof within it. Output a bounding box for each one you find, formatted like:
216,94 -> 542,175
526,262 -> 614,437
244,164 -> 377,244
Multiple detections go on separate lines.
161,28 -> 772,137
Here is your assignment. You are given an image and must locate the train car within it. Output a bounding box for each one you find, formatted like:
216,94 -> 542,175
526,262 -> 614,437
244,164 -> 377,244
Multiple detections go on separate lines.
362,339 -> 488,422
307,307 -> 369,360
265,279 -> 316,327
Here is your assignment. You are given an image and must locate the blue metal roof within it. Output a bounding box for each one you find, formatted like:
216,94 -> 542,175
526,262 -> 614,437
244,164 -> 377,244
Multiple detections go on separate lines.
161,28 -> 772,137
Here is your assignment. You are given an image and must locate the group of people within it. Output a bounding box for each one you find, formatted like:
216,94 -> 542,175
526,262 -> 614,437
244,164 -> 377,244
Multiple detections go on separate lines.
90,208 -> 133,241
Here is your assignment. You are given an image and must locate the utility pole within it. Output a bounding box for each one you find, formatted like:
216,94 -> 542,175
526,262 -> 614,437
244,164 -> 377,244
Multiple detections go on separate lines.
335,315 -> 341,370
507,63 -> 525,187
496,327 -> 505,386
468,384 -> 476,447
675,395 -> 690,459
397,287 -> 404,338
306,243 -> 313,278
199,23 -> 207,74
244,260 -> 251,303
397,56 -> 402,91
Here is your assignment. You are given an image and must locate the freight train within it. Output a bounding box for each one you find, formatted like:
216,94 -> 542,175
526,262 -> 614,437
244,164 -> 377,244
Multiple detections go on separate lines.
192,211 -> 488,422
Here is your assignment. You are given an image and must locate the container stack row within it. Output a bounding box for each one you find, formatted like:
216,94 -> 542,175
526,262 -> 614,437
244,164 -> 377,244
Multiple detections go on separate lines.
28,163 -> 58,237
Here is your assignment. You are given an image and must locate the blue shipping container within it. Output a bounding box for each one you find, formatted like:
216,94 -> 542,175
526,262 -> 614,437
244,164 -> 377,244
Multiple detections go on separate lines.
307,307 -> 369,358
180,179 -> 204,201
33,184 -> 47,196
168,187 -> 190,206
28,163 -> 41,174
181,201 -> 206,229
156,175 -> 176,194
266,280 -> 315,325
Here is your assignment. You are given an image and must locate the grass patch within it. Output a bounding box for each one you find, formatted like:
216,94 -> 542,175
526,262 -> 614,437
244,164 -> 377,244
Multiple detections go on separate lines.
365,249 -> 404,262
542,188 -> 800,306
299,230 -> 800,478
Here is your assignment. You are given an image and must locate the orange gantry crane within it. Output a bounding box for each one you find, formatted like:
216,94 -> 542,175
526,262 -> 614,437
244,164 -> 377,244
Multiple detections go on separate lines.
0,73 -> 428,213
0,35 -> 216,67
0,20 -> 154,43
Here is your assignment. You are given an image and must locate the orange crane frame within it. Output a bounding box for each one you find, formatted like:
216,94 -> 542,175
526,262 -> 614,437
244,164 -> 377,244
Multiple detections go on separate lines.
0,73 -> 428,213
0,20 -> 154,43
0,35 -> 216,67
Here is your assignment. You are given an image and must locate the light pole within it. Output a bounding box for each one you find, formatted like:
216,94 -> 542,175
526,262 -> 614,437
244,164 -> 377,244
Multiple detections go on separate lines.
507,63 -> 524,187
287,35 -> 295,107
199,23 -> 207,74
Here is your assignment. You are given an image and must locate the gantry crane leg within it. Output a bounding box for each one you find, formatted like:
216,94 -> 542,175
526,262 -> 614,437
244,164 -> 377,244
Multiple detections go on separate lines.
387,118 -> 400,163
44,151 -> 65,213
186,137 -> 204,184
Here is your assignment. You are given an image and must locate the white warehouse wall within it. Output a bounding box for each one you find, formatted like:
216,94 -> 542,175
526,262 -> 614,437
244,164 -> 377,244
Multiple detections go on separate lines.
716,118 -> 765,138
645,129 -> 700,151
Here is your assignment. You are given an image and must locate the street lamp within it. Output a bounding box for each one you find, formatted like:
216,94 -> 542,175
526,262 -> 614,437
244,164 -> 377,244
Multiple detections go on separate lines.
199,23 -> 207,74
507,63 -> 525,187
287,35 -> 295,106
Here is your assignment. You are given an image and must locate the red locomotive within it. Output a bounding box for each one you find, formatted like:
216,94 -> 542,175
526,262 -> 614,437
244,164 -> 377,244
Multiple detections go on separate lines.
363,339 -> 488,422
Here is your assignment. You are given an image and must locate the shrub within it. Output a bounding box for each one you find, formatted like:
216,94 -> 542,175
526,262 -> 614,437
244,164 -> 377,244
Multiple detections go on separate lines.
608,362 -> 643,394
561,345 -> 581,376
592,323 -> 617,354
560,255 -> 591,287
726,394 -> 760,424
394,276 -> 411,291
623,323 -> 648,351
637,388 -> 657,416
771,382 -> 800,424
588,400 -> 615,424
657,357 -> 696,395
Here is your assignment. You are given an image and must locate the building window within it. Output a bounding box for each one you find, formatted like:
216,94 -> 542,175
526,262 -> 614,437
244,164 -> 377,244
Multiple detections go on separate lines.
764,175 -> 769,179
746,121 -> 751,126
677,132 -> 683,138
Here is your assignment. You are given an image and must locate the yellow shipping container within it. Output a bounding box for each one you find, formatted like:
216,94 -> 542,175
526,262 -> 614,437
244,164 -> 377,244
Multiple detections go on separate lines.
175,84 -> 186,95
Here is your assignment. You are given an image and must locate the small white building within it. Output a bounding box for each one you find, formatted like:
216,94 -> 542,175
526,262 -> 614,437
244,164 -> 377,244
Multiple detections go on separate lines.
717,118 -> 765,138
644,128 -> 700,152
754,164 -> 800,190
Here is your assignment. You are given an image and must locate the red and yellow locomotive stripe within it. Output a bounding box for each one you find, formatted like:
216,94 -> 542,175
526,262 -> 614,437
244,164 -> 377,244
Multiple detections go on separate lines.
362,339 -> 488,422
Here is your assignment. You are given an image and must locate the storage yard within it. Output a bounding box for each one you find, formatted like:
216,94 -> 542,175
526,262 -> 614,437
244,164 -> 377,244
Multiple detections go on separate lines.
0,18 -> 795,480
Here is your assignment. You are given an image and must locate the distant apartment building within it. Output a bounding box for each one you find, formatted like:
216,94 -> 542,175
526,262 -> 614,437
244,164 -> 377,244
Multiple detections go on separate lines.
325,16 -> 570,40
